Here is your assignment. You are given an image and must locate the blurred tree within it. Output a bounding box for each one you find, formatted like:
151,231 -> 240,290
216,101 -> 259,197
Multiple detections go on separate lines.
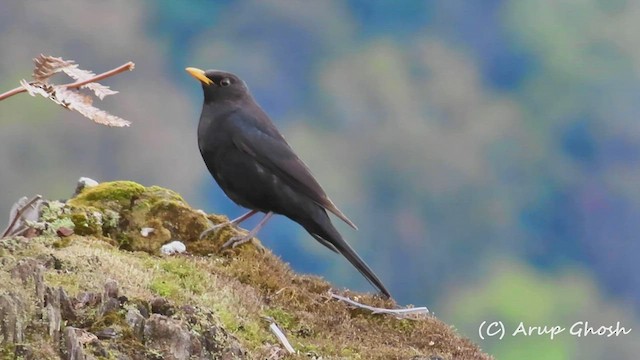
505,0 -> 640,308
440,260 -> 640,360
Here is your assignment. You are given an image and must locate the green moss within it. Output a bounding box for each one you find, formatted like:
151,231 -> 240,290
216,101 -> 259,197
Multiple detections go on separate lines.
212,302 -> 239,331
148,258 -> 208,299
115,233 -> 134,249
52,237 -> 73,248
91,310 -> 127,330
340,347 -> 362,359
89,309 -> 138,349
265,307 -> 297,329
44,272 -> 83,294
0,344 -> 16,359
149,276 -> 182,298
297,343 -> 321,355
102,209 -> 120,230
393,318 -> 417,332
41,200 -> 67,221
225,248 -> 294,293
69,181 -> 145,208
26,201 -> 76,236
69,212 -> 91,232
66,181 -> 211,254
69,207 -> 104,236
126,299 -> 151,317
144,186 -> 185,204
148,200 -> 210,243
235,320 -> 268,348
47,217 -> 75,236
160,258 -> 196,278
203,299 -> 271,349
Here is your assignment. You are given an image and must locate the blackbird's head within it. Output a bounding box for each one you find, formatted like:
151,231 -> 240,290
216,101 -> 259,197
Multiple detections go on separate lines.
185,67 -> 248,103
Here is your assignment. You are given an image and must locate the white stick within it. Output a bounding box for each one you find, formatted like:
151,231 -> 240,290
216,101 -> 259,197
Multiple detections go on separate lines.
268,322 -> 295,354
331,293 -> 429,317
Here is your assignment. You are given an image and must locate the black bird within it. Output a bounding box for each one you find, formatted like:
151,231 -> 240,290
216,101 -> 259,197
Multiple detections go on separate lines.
186,67 -> 391,298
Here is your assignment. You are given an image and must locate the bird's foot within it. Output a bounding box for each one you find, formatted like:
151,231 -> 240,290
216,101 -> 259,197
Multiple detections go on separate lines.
200,210 -> 259,240
219,211 -> 274,248
199,222 -> 234,239
222,233 -> 254,248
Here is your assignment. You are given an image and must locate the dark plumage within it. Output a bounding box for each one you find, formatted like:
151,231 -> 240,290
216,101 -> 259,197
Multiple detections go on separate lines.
186,67 -> 391,298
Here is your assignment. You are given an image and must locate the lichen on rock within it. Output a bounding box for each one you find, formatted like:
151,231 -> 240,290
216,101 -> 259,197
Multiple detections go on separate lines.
26,200 -> 75,236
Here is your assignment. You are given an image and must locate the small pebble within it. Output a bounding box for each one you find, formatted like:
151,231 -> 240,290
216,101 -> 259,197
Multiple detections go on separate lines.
57,227 -> 74,237
74,177 -> 99,196
140,227 -> 155,237
78,177 -> 99,188
150,297 -> 175,316
95,327 -> 118,340
160,240 -> 186,255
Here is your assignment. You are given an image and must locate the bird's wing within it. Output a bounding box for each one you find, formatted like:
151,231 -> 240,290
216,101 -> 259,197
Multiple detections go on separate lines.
232,123 -> 357,230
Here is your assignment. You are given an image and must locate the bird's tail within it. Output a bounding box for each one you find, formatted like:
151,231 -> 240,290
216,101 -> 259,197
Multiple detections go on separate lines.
298,209 -> 391,298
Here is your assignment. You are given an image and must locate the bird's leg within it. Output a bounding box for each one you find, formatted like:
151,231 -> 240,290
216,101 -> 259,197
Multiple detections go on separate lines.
200,209 -> 258,239
222,211 -> 274,248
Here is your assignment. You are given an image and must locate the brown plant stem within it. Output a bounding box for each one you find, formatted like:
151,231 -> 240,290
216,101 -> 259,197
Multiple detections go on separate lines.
0,86 -> 25,101
1,195 -> 42,238
0,61 -> 134,102
63,61 -> 134,90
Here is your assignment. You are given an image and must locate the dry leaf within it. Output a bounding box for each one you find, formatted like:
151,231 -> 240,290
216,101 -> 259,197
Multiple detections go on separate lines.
53,87 -> 130,127
32,54 -> 118,100
32,54 -> 74,82
10,54 -> 133,127
19,79 -> 53,98
61,66 -> 118,100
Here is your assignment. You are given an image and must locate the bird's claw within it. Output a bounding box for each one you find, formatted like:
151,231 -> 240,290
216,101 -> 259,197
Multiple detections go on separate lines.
222,234 -> 253,249
199,222 -> 233,239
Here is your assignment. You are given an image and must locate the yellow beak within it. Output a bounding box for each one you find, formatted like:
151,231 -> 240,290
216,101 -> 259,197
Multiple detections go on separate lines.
185,67 -> 213,85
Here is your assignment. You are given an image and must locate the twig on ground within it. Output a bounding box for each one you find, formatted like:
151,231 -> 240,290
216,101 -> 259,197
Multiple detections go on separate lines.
330,293 -> 429,318
262,316 -> 295,354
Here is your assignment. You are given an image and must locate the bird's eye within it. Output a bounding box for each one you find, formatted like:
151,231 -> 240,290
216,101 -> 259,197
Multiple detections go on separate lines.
220,78 -> 231,87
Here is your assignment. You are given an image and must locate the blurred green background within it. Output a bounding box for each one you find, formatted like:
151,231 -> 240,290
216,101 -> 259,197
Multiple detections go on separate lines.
1,1 -> 638,358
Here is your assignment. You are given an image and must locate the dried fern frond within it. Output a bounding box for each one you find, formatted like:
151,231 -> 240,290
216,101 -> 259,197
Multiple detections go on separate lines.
53,87 -> 130,127
32,54 -> 75,82
33,54 -> 119,100
61,65 -> 118,100
7,54 -> 135,127
19,79 -> 53,98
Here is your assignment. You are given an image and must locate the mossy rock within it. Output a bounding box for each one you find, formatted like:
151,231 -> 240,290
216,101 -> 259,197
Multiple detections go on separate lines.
68,180 -> 146,209
64,181 -> 235,255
